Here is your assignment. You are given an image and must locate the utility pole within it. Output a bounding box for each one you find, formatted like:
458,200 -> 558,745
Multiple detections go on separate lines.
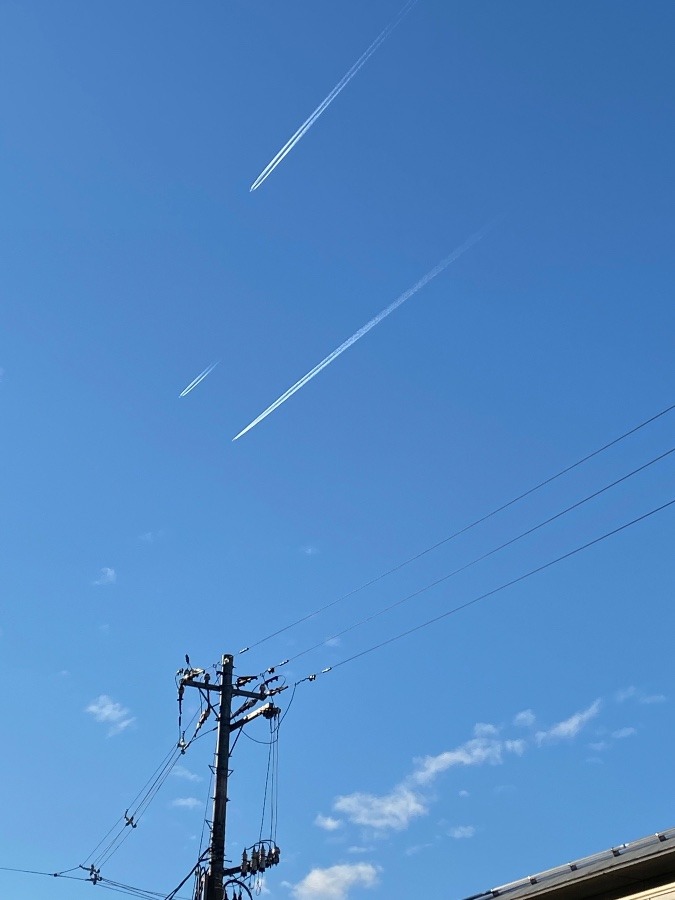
208,654 -> 233,900
178,653 -> 286,900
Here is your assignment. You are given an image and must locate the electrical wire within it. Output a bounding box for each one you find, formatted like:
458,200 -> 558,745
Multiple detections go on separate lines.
163,851 -> 210,900
82,708 -> 203,873
240,400 -> 675,657
271,717 -> 280,844
258,720 -> 274,843
277,683 -> 297,727
198,768 -> 215,861
95,750 -> 184,869
0,866 -> 87,880
284,444 -> 675,665
303,496 -> 675,676
82,743 -> 178,866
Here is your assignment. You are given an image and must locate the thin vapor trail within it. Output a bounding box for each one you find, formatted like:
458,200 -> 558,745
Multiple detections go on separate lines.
249,0 -> 419,192
179,362 -> 219,398
232,222 -> 494,441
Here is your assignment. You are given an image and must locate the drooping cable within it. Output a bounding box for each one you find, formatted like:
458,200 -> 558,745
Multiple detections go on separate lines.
271,717 -> 280,844
81,743 -> 178,867
0,866 -> 88,881
284,444 -> 675,664
302,497 -> 675,675
82,709 -> 202,874
258,720 -> 274,844
240,400 -> 675,656
198,767 -> 215,861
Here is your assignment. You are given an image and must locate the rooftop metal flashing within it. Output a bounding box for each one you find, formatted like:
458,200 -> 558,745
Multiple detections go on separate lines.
461,828 -> 675,900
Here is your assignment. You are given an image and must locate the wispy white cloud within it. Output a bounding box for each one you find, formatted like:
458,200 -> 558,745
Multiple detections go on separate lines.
93,567 -> 116,586
535,700 -> 601,745
404,842 -> 435,856
473,722 -> 499,737
292,863 -> 379,900
412,735 -> 510,785
334,786 -> 426,831
315,814 -> 342,832
302,546 -> 320,556
513,709 -> 536,727
612,727 -> 637,739
171,765 -> 201,782
86,695 -> 135,736
448,826 -> 475,839
494,784 -> 516,795
615,686 -> 666,705
589,741 -> 609,752
615,686 -> 637,703
326,696 -> 640,844
171,797 -> 201,810
347,846 -> 373,855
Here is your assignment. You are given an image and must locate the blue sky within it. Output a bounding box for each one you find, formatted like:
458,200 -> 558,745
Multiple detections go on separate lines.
1,1 -> 674,899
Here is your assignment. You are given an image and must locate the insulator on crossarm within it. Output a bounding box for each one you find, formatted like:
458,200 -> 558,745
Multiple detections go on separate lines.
241,850 -> 248,876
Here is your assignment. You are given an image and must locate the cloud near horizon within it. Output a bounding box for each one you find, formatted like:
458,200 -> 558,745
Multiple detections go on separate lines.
329,699 -> 615,838
334,786 -> 426,832
292,863 -> 379,900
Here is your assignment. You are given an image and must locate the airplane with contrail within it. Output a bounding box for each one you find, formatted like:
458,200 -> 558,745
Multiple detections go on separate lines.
249,0 -> 419,192
179,361 -> 219,398
232,222 -> 495,440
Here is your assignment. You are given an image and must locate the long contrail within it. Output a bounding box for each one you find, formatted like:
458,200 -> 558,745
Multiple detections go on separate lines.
179,361 -> 219,398
232,222 -> 494,441
250,0 -> 419,192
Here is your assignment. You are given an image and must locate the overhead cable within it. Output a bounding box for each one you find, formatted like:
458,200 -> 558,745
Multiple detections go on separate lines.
240,400 -> 675,656
284,444 -> 675,664
303,496 -> 675,676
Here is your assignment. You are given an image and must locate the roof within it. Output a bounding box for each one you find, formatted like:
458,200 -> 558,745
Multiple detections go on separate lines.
462,827 -> 675,900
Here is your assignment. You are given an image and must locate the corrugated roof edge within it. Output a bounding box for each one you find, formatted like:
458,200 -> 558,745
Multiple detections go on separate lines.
460,827 -> 675,900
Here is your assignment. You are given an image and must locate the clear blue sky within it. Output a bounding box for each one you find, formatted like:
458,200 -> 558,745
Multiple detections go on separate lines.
1,1 -> 674,899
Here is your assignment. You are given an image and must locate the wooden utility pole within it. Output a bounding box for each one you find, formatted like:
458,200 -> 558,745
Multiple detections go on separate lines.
207,654 -> 233,900
179,653 -> 285,900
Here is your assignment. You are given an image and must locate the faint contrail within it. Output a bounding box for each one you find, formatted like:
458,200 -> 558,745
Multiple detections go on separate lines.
179,361 -> 219,398
232,222 -> 495,441
250,0 -> 419,192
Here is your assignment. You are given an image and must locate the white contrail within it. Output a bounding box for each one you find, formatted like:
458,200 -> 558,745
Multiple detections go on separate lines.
250,0 -> 419,192
179,361 -> 219,398
232,222 -> 495,441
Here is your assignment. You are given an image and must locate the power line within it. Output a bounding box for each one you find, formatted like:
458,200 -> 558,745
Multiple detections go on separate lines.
0,866 -> 86,880
304,496 -> 675,676
240,400 -> 675,656
283,444 -> 675,665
